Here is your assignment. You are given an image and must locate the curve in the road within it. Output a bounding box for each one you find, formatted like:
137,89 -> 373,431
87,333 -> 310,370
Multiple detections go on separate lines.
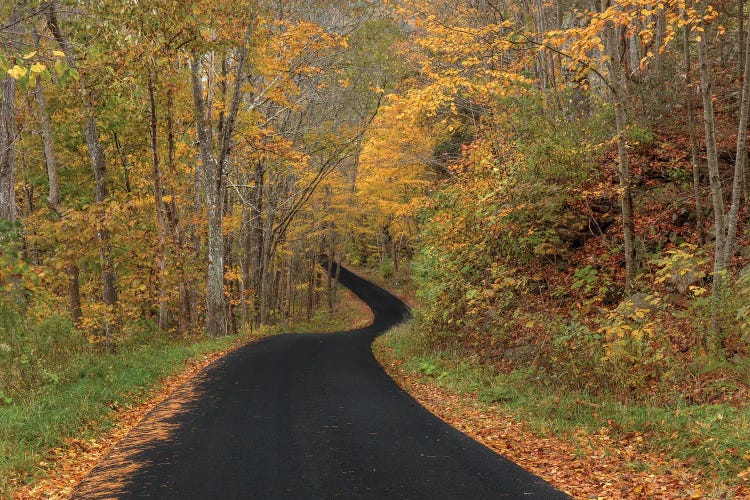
74,265 -> 569,499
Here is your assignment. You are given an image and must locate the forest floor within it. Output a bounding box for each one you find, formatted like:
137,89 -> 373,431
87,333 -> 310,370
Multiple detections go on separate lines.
7,287 -> 368,499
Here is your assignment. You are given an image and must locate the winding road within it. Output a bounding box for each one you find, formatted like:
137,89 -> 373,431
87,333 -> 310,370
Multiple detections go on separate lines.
74,265 -> 568,499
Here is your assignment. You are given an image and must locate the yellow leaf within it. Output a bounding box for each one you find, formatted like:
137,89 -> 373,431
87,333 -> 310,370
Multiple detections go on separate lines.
30,62 -> 46,74
53,50 -> 66,57
7,65 -> 26,79
22,50 -> 37,59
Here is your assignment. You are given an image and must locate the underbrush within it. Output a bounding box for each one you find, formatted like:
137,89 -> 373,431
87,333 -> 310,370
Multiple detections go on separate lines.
375,320 -> 750,493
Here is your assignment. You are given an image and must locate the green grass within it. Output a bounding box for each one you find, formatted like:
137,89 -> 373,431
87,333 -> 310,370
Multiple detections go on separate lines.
375,321 -> 750,494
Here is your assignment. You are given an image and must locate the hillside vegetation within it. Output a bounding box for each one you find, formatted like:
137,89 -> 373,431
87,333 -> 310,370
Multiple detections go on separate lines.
2,0 -> 750,495
360,0 -> 750,494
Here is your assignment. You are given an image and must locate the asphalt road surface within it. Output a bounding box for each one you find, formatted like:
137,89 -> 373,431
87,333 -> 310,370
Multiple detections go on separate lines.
75,265 -> 569,499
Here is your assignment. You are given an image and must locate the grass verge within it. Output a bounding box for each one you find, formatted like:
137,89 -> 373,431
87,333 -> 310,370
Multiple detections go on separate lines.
373,321 -> 750,499
1,332 -> 251,497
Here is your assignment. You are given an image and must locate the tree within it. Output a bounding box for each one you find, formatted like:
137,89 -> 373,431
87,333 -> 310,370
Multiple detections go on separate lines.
44,1 -> 119,346
190,22 -> 252,336
0,1 -> 25,222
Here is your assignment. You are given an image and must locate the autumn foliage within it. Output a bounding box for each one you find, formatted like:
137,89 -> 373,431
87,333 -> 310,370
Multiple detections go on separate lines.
3,0 -> 750,495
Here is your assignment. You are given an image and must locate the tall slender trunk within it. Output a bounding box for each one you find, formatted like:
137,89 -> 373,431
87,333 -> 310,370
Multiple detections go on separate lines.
191,54 -> 225,336
696,21 -> 727,287
332,253 -> 341,311
166,89 -> 191,335
605,16 -> 637,288
34,78 -> 60,212
259,211 -> 274,324
723,12 -> 750,270
0,3 -> 23,222
682,3 -> 705,245
68,263 -> 82,325
250,162 -> 264,326
307,251 -> 315,320
740,0 -> 746,76
148,72 -> 169,331
0,73 -> 17,222
285,257 -> 293,324
190,28 -> 250,336
85,112 -> 118,347
326,248 -> 334,312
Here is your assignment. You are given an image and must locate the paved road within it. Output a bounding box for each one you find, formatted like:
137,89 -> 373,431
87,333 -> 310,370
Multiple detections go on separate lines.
75,265 -> 569,499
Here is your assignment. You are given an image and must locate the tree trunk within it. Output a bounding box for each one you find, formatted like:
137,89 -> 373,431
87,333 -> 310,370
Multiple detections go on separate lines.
85,112 -> 118,347
682,3 -> 705,245
696,21 -> 727,287
68,263 -> 82,325
307,252 -> 316,320
190,31 -> 249,336
0,1 -> 26,222
723,12 -> 750,270
326,247 -> 334,312
250,161 -> 264,326
606,20 -> 637,288
148,72 -> 169,332
191,54 -> 226,336
740,0 -> 746,75
0,2 -> 21,223
34,78 -> 60,212
332,253 -> 341,312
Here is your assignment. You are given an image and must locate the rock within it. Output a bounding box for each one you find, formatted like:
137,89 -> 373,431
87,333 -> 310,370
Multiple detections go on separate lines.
554,212 -> 589,247
616,292 -> 660,316
589,196 -> 618,214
